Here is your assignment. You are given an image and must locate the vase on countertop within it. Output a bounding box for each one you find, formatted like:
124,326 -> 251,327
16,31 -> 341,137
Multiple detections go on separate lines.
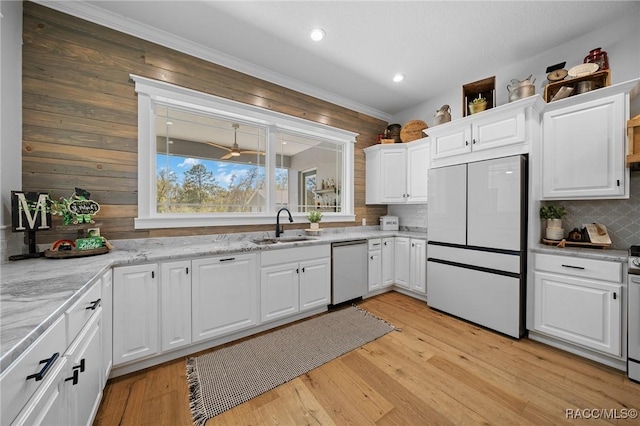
309,222 -> 320,230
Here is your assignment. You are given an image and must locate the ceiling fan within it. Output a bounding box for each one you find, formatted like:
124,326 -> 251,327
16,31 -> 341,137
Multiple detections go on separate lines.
206,123 -> 264,160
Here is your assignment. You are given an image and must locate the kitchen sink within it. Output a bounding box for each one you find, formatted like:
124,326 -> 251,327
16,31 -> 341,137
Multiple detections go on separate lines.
252,236 -> 317,245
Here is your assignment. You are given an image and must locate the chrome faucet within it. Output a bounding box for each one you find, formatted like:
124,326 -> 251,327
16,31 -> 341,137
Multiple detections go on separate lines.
276,207 -> 293,238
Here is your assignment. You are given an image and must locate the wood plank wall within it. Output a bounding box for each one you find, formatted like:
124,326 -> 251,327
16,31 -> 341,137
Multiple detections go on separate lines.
21,2 -> 388,243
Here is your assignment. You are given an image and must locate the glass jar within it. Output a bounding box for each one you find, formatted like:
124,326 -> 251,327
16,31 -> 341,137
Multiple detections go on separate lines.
584,47 -> 609,70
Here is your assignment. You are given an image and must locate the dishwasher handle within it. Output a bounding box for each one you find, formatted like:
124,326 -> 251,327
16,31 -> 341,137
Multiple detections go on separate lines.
331,240 -> 367,248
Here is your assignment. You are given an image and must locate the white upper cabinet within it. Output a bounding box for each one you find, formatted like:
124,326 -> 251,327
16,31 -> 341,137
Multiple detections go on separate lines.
542,92 -> 627,199
364,137 -> 429,204
428,96 -> 543,168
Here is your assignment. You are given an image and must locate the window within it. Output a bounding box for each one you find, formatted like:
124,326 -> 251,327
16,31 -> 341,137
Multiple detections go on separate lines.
132,75 -> 357,229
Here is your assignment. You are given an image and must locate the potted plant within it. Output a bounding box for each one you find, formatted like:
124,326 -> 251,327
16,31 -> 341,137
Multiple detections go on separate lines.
468,95 -> 487,114
306,210 -> 322,230
540,205 -> 567,240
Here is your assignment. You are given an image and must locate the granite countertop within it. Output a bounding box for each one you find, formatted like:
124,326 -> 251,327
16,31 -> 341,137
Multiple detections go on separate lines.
531,243 -> 628,263
0,227 -> 426,372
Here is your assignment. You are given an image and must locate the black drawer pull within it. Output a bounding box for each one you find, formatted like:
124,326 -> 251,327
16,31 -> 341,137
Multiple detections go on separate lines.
73,358 -> 86,373
219,257 -> 236,262
561,264 -> 585,270
371,243 -> 380,246
26,352 -> 59,382
86,299 -> 101,310
65,369 -> 79,386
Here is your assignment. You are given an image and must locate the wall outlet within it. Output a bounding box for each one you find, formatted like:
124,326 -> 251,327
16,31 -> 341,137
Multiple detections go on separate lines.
361,218 -> 366,226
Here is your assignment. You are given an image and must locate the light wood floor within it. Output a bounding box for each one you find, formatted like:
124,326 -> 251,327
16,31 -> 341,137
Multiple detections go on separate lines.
94,292 -> 640,425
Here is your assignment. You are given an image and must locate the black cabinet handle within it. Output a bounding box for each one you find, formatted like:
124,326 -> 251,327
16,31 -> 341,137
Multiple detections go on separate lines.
151,271 -> 155,279
65,369 -> 79,386
73,358 -> 86,373
219,257 -> 236,262
613,292 -> 617,300
296,268 -> 299,274
370,255 -> 374,260
26,352 -> 59,382
86,299 -> 101,310
383,241 -> 387,246
472,138 -> 477,144
302,267 -> 305,273
186,267 -> 189,274
465,140 -> 469,146
561,264 -> 585,270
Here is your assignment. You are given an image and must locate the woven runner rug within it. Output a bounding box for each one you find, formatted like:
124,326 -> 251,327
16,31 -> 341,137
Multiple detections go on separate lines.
186,306 -> 394,425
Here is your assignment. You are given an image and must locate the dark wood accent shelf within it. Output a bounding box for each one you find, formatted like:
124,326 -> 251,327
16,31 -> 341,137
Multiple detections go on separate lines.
544,70 -> 611,102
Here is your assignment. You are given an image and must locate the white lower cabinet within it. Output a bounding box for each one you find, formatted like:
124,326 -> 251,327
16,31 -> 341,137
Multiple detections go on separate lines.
191,254 -> 258,342
394,237 -> 426,294
100,269 -> 113,385
4,279 -> 105,426
381,238 -> 395,287
65,310 -> 103,426
394,237 -> 410,289
367,239 -> 382,292
260,245 -> 331,323
161,260 -> 192,351
10,355 -> 69,426
532,253 -> 622,356
368,238 -> 395,293
113,264 -> 159,365
409,239 -> 427,293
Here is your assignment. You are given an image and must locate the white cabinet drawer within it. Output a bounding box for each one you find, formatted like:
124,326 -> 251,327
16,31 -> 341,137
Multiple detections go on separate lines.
261,245 -> 330,266
534,253 -> 622,283
368,238 -> 382,250
66,280 -> 102,347
0,316 -> 66,425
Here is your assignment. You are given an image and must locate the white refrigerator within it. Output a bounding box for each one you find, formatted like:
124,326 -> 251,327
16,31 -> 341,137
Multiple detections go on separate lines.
427,155 -> 527,338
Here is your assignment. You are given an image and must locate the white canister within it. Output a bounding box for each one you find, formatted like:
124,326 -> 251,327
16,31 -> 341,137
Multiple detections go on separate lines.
545,227 -> 564,240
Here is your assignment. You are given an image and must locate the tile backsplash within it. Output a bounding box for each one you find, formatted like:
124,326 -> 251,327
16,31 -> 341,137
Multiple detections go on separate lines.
551,171 -> 640,249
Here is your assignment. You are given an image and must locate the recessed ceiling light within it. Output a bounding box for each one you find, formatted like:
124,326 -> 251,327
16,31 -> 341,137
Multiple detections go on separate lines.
166,121 -> 173,125
310,28 -> 325,41
393,74 -> 405,83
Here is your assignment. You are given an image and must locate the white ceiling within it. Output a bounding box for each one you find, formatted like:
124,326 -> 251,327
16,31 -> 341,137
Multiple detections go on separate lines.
44,1 -> 638,120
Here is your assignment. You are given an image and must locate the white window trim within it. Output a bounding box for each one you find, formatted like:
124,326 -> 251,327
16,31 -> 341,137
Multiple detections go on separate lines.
131,74 -> 358,229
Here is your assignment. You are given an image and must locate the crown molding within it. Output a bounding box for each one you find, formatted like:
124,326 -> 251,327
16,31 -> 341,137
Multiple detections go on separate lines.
33,1 -> 391,122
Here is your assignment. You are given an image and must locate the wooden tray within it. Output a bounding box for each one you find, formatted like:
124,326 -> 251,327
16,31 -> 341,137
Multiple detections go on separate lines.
44,247 -> 110,259
542,238 -> 611,249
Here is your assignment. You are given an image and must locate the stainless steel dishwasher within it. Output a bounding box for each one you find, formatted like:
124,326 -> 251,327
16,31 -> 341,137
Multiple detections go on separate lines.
331,240 -> 368,304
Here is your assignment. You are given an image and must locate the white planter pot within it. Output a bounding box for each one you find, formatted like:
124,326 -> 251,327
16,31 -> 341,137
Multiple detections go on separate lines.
309,222 -> 320,230
546,227 -> 565,240
546,218 -> 563,229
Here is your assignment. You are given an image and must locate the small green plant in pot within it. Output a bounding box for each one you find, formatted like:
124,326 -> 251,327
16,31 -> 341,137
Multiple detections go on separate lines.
540,205 -> 567,240
306,210 -> 323,230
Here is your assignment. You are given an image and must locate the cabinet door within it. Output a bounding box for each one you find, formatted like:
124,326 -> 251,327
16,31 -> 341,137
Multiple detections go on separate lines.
394,237 -> 410,289
192,254 -> 258,342
160,260 -> 192,351
431,125 -> 471,159
533,271 -> 621,356
113,264 -> 159,365
65,311 -> 103,426
542,93 -> 626,199
368,249 -> 382,292
410,239 -> 427,294
472,109 -> 525,152
260,262 -> 300,322
100,270 -> 112,384
11,357 -> 68,426
299,257 -> 331,311
407,141 -> 429,203
380,148 -> 407,202
381,238 -> 395,287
